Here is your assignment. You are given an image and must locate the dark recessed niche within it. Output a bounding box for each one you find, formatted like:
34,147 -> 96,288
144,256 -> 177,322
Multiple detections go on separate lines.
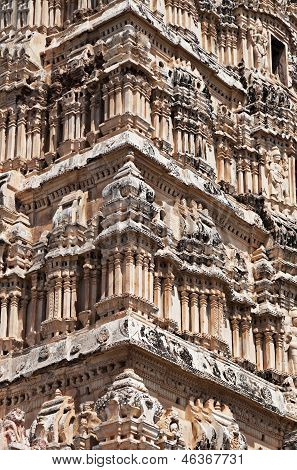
271,35 -> 287,85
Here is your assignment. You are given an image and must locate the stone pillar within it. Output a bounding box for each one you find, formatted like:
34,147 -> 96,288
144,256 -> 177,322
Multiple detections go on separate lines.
135,253 -> 143,298
190,292 -> 199,333
70,276 -> 77,319
42,0 -> 49,27
54,277 -> 63,319
148,259 -> 154,303
255,331 -> 263,370
101,261 -> 107,299
241,317 -> 251,359
0,111 -> 7,163
35,0 -> 42,26
231,316 -> 240,358
142,257 -> 149,300
0,297 -> 8,338
9,295 -> 19,338
237,159 -> 244,194
16,106 -> 26,158
153,275 -> 162,310
32,111 -> 42,159
124,249 -> 134,295
163,275 -> 173,321
107,257 -> 114,297
275,333 -> 284,372
63,278 -> 71,319
36,288 -> 45,340
83,265 -> 90,311
264,331 -> 275,370
199,293 -> 208,334
114,253 -> 123,295
181,290 -> 189,332
209,294 -> 218,336
26,274 -> 38,339
7,110 -> 16,160
48,281 -> 55,320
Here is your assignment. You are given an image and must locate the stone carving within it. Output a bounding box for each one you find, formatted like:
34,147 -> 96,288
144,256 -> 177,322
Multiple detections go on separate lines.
186,398 -> 247,450
250,19 -> 268,72
267,147 -> 289,203
1,409 -> 29,450
0,0 -> 297,453
157,408 -> 186,449
285,309 -> 297,375
139,325 -> 194,369
53,191 -> 88,229
29,390 -> 76,449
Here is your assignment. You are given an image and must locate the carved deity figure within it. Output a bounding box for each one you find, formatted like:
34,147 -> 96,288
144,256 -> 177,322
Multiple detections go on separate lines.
285,309 -> 297,375
1,409 -> 29,450
268,147 -> 289,202
250,19 -> 268,73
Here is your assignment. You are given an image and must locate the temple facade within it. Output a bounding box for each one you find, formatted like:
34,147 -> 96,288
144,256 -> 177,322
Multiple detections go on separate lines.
0,0 -> 297,451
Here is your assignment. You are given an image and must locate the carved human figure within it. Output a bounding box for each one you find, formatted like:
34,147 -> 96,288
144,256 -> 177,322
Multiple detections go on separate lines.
250,19 -> 268,72
268,147 -> 286,201
285,310 -> 297,375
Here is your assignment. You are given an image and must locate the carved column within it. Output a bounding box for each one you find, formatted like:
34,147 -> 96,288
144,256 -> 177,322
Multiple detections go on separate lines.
107,257 -> 114,297
26,274 -> 38,340
275,333 -> 284,372
100,261 -> 107,299
181,290 -> 189,332
209,294 -> 218,336
9,294 -> 19,339
142,257 -> 149,300
190,292 -> 199,333
0,297 -> 8,338
241,317 -> 251,360
7,110 -> 16,160
54,276 -> 63,319
148,259 -> 154,303
199,293 -> 208,334
32,110 -> 42,159
135,253 -> 143,298
70,275 -> 77,319
153,275 -> 162,311
83,264 -> 90,311
255,331 -> 263,370
0,111 -> 7,162
114,252 -> 123,295
237,158 -> 244,194
63,277 -> 71,319
231,316 -> 240,358
42,0 -> 49,27
124,249 -> 134,295
163,274 -> 173,321
264,330 -> 275,370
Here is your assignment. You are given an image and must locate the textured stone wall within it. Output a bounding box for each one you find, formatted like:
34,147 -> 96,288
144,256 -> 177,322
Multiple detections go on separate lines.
0,0 -> 297,450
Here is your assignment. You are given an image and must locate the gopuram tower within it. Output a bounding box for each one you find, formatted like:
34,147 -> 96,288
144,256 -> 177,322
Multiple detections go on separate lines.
0,0 -> 297,451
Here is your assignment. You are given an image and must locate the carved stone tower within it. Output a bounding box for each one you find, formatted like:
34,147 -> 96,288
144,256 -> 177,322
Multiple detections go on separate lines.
0,0 -> 297,451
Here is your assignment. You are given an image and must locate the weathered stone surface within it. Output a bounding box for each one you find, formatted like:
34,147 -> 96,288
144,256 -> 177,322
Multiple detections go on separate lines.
0,0 -> 297,451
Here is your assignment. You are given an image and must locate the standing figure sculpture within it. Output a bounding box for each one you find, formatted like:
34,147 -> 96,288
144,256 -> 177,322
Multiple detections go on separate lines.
250,19 -> 268,73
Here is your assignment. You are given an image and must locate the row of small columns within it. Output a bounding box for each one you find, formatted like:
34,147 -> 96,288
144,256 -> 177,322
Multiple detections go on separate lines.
102,77 -> 151,123
101,251 -> 154,302
254,328 -> 284,371
164,0 -> 197,32
179,289 -> 224,335
230,314 -> 252,360
174,127 -> 207,157
0,0 -> 57,30
0,108 -> 42,163
62,100 -> 86,142
0,293 -> 22,340
46,273 -> 77,321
